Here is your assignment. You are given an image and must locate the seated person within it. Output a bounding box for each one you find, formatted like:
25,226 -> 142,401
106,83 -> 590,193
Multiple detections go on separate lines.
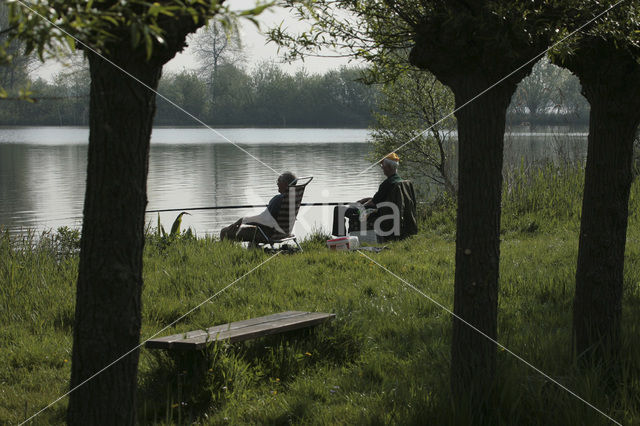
220,171 -> 297,242
332,153 -> 402,236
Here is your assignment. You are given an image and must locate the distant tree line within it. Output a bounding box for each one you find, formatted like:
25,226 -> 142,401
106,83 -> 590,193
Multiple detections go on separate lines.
0,59 -> 588,128
507,57 -> 590,126
0,4 -> 36,100
0,59 -> 90,126
155,63 -> 379,127
2,9 -> 590,129
0,61 -> 379,127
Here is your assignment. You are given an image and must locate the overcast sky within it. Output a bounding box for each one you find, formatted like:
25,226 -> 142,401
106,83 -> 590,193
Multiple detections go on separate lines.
168,1 -> 355,75
34,1 -> 355,80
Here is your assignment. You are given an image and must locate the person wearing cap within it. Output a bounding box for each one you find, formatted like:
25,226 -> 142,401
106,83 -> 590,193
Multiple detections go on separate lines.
332,153 -> 403,236
221,171 -> 297,241
358,152 -> 403,208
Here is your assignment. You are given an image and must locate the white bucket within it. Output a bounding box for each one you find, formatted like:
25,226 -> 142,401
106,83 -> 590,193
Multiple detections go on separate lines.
326,236 -> 360,251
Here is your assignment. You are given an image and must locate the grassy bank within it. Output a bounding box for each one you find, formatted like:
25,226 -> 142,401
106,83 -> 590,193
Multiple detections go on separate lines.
2,166 -> 640,425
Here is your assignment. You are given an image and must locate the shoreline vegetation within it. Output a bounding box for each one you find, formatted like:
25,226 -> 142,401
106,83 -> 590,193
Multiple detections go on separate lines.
2,163 -> 639,424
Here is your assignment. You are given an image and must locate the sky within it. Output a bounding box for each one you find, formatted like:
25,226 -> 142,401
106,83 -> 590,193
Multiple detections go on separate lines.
168,1 -> 355,75
34,1 -> 355,80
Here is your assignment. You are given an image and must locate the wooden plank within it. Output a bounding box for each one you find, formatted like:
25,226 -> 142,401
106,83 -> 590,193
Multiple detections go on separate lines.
172,312 -> 335,350
145,311 -> 331,350
145,311 -> 308,349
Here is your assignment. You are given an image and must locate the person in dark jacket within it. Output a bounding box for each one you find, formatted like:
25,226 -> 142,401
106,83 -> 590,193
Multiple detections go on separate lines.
221,171 -> 297,241
332,153 -> 401,236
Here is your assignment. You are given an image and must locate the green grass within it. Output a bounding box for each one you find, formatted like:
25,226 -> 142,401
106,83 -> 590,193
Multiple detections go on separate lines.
2,167 -> 640,425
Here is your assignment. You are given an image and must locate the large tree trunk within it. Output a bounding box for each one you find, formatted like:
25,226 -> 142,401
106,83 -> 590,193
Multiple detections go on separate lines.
552,40 -> 640,364
450,78 -> 513,406
408,15 -> 536,411
67,51 -> 162,425
573,90 -> 639,361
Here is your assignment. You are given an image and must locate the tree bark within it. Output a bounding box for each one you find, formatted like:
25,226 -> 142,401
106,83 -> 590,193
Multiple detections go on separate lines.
552,40 -> 640,363
449,78 -> 513,405
67,51 -> 162,425
408,8 -> 543,411
573,90 -> 639,361
58,7 -> 211,424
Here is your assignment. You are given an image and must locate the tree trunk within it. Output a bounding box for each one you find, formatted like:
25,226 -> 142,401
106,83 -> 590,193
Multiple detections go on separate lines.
408,23 -> 531,411
553,40 -> 640,364
573,90 -> 639,361
450,78 -> 513,406
67,51 -> 162,425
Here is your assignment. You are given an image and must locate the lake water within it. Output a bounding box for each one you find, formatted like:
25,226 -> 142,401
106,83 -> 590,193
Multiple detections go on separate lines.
0,126 -> 587,239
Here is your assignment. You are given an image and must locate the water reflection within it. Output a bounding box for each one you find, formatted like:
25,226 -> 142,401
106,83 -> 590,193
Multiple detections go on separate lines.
0,144 -> 87,230
147,142 -> 383,237
0,126 -> 588,238
0,128 -> 382,237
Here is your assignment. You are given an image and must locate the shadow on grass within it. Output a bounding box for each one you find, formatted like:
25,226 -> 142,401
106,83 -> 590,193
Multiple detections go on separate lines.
136,321 -> 363,424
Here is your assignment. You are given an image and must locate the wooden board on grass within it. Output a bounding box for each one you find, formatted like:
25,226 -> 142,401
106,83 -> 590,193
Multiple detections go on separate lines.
145,311 -> 335,350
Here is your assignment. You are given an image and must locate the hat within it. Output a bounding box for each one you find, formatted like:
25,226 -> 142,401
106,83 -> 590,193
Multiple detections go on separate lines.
381,152 -> 400,163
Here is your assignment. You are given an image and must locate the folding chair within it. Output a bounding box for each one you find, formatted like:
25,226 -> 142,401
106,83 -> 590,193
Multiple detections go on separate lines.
240,176 -> 313,252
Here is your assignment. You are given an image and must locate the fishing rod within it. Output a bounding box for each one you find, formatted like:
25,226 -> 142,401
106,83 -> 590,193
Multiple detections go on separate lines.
17,202 -> 354,224
145,202 -> 354,214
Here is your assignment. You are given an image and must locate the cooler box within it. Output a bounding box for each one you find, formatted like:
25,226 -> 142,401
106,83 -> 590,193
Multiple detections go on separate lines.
326,236 -> 359,251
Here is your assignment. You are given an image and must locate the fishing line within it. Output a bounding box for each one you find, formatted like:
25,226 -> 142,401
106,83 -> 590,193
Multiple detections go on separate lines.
11,202 -> 352,230
146,201 -> 353,213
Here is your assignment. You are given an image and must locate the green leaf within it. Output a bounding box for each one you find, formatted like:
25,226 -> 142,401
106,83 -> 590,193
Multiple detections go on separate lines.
170,212 -> 191,237
244,16 -> 261,29
101,15 -> 120,26
239,2 -> 274,17
18,86 -> 35,103
144,31 -> 153,60
131,23 -> 141,48
65,35 -> 76,51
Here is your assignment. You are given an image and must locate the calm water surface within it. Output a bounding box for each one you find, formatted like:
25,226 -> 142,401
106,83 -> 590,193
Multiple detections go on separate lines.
0,127 -> 383,238
0,126 -> 587,238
